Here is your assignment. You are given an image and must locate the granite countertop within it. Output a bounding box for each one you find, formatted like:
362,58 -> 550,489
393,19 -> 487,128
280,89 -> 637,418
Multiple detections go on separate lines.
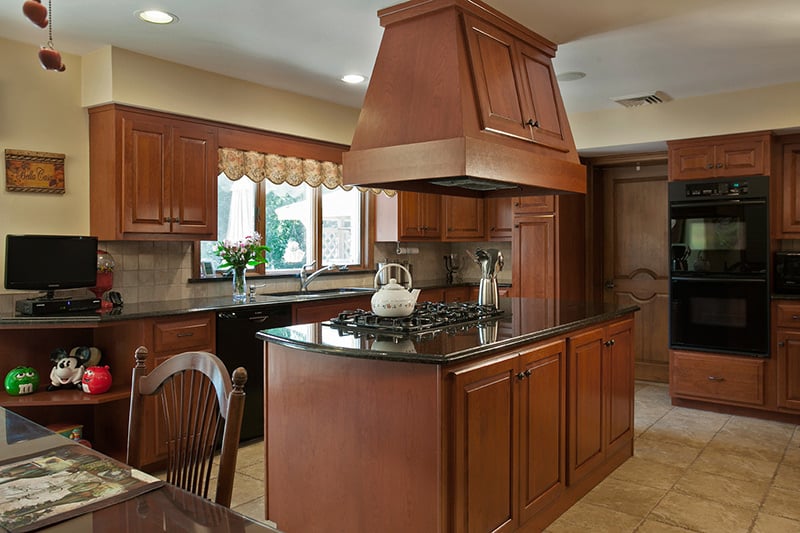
257,297 -> 640,365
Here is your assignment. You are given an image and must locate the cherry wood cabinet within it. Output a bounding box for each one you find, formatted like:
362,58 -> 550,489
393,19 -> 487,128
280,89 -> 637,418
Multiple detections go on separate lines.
487,197 -> 513,241
774,301 -> 800,411
292,296 -> 373,325
773,138 -> 800,237
513,195 -> 555,215
443,196 -> 486,241
669,350 -> 765,407
667,131 -> 771,181
567,319 -> 634,485
89,104 -> 218,240
375,191 -> 441,241
463,15 -> 570,152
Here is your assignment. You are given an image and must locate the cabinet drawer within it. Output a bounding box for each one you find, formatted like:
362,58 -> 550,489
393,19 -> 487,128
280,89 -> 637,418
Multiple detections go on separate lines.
670,351 -> 764,406
152,315 -> 213,353
775,302 -> 800,328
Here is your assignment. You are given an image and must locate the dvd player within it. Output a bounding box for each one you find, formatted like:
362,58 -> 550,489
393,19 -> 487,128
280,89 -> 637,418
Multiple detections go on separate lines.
16,297 -> 101,316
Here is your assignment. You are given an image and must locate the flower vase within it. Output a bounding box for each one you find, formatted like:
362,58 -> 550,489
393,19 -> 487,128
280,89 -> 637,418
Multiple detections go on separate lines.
232,266 -> 247,303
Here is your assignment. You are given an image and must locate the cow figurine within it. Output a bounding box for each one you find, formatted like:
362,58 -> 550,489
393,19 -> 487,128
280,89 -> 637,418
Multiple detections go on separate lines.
48,347 -> 90,391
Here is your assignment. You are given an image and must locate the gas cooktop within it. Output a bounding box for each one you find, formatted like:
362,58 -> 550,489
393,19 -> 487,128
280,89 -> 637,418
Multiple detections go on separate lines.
324,301 -> 504,339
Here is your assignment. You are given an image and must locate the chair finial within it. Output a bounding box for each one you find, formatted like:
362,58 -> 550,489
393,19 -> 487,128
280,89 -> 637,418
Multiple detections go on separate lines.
133,346 -> 149,368
231,367 -> 247,393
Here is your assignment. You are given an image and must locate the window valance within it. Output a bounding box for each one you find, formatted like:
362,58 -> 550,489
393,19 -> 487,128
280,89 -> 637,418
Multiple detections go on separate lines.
218,147 -> 395,197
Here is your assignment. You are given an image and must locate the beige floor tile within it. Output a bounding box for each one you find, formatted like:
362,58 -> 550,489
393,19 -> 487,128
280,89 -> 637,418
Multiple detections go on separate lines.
705,430 -> 788,463
671,469 -> 769,512
236,439 -> 266,469
783,443 -> 800,467
692,448 -> 779,482
762,486 -> 800,522
640,410 -> 727,448
545,501 -> 642,533
608,456 -> 684,490
773,463 -> 800,491
635,519 -> 696,533
752,512 -> 800,533
633,435 -> 702,469
209,471 -> 264,508
648,491 -> 756,533
723,415 -> 796,441
233,496 -> 266,522
580,477 -> 667,518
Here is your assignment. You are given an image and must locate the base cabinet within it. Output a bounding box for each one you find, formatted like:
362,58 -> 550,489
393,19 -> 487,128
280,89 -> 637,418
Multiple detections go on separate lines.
775,301 -> 800,411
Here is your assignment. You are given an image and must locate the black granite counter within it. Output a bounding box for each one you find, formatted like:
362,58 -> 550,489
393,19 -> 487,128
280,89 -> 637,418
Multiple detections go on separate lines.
257,297 -> 639,365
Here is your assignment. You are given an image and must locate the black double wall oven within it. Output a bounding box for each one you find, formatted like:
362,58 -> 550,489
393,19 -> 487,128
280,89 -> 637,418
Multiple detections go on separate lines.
669,176 -> 769,357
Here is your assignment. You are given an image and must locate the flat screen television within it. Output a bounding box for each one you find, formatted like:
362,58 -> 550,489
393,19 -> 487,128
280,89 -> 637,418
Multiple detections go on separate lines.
4,235 -> 98,298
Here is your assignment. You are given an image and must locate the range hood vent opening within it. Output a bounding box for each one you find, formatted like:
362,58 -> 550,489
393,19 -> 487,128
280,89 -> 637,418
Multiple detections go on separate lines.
342,0 -> 587,198
610,91 -> 672,108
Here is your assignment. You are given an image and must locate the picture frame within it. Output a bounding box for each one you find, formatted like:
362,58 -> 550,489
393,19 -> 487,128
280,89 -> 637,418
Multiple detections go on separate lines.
5,149 -> 66,194
200,261 -> 215,278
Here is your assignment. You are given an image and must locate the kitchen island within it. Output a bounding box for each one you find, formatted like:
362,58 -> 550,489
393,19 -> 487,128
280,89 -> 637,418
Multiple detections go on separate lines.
257,298 -> 638,533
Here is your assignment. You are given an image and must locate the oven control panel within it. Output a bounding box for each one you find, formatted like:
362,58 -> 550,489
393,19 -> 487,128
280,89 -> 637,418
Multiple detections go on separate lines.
685,180 -> 750,197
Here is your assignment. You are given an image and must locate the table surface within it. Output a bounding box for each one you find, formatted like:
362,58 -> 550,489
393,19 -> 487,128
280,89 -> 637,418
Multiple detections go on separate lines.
0,407 -> 281,533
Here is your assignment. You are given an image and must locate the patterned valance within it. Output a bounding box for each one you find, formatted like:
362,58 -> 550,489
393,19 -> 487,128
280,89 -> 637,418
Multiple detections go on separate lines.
218,147 -> 395,196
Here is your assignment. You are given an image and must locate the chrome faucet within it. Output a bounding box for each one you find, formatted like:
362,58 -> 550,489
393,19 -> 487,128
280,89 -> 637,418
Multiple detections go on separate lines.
299,261 -> 340,292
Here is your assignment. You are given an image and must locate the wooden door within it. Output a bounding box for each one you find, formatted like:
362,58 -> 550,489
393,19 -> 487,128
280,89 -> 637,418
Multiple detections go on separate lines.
604,319 -> 634,457
602,164 -> 669,382
444,196 -> 485,240
452,355 -> 518,533
121,113 -> 170,234
567,326 -> 605,485
487,197 -> 513,240
518,340 -> 565,522
777,329 -> 800,411
170,123 -> 217,236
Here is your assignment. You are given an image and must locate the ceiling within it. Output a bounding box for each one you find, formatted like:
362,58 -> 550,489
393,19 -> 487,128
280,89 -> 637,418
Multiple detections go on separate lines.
2,0 -> 800,133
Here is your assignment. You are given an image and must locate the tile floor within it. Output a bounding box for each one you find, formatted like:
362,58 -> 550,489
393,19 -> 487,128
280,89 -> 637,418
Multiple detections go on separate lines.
227,381 -> 800,532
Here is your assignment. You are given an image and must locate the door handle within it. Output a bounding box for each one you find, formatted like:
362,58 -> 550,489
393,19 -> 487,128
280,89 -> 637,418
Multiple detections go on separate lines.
604,280 -> 615,289
707,376 -> 725,382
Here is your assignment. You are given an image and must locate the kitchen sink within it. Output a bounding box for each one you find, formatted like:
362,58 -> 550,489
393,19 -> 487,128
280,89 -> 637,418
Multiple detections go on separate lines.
262,287 -> 375,299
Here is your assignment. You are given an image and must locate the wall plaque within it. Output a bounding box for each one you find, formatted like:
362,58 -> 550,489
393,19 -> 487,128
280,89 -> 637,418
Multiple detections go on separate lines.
5,149 -> 65,193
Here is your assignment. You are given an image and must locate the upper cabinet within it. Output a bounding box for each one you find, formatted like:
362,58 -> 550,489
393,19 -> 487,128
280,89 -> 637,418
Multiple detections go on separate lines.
512,195 -> 555,215
464,14 -> 570,153
487,197 -> 513,241
89,104 -> 218,240
774,136 -> 800,237
443,196 -> 485,241
667,132 -> 771,181
376,192 -> 492,242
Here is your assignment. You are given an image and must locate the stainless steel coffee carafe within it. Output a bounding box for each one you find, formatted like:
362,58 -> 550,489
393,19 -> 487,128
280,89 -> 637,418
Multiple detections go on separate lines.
474,248 -> 503,308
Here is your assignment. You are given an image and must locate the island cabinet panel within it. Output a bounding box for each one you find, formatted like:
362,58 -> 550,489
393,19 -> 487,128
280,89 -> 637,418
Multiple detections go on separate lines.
451,354 -> 518,533
567,318 -> 635,485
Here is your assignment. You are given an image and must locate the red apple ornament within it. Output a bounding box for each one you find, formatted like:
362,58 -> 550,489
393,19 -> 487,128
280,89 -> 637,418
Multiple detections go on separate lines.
22,0 -> 48,28
38,44 -> 65,71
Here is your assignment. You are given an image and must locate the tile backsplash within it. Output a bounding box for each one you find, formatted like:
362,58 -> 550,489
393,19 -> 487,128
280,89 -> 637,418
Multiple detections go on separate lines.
0,239 -> 512,313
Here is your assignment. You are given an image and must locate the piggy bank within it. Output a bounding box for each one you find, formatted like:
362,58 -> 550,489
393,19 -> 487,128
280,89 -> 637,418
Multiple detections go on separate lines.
81,365 -> 112,395
4,366 -> 40,396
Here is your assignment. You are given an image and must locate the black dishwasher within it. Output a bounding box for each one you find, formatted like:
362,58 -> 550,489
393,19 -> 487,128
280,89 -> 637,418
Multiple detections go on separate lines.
216,304 -> 292,441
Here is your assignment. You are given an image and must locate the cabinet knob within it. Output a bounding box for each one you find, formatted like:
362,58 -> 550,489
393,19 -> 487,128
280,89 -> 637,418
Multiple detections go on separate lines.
514,202 -> 520,207
707,376 -> 725,382
779,341 -> 786,347
524,369 -> 532,377
516,372 -> 527,381
792,315 -> 799,320
604,339 -> 616,347
716,163 -> 723,168
164,217 -> 171,223
525,119 -> 539,128
706,164 -> 714,169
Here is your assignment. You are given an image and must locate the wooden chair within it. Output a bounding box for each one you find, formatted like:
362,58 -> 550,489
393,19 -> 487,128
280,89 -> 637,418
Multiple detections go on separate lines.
127,346 -> 247,508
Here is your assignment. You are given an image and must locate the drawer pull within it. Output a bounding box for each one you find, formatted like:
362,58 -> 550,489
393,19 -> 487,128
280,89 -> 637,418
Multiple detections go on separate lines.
792,315 -> 800,320
176,332 -> 195,338
707,375 -> 725,382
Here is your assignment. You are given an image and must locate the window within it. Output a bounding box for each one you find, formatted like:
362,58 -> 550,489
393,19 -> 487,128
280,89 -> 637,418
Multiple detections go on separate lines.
199,173 -> 367,275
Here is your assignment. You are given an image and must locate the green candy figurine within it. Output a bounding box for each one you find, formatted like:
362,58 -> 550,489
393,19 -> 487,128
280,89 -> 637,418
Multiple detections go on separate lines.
4,366 -> 40,396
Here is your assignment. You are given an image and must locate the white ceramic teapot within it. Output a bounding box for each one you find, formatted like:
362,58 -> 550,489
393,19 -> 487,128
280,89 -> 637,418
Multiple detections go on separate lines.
371,263 -> 421,317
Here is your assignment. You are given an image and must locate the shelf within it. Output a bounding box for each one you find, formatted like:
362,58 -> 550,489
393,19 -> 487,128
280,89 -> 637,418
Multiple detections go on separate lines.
0,384 -> 130,407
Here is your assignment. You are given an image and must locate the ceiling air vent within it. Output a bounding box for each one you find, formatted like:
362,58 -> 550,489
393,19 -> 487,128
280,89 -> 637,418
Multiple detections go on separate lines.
610,91 -> 671,108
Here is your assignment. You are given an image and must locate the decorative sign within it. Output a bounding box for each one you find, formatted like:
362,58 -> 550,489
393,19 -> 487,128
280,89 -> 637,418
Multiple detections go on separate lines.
5,149 -> 65,194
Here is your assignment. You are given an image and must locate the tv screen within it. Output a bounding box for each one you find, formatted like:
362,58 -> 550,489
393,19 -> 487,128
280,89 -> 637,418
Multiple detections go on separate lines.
4,235 -> 98,295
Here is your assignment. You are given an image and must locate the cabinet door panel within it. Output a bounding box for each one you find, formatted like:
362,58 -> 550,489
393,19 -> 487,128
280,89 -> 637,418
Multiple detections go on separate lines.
669,144 -> 715,181
512,215 -> 555,302
517,41 -> 568,152
171,124 -> 217,235
780,143 -> 800,234
605,320 -> 634,456
464,15 -> 529,141
444,196 -> 485,240
519,341 -> 565,522
452,356 -> 518,533
568,327 -> 604,485
487,197 -> 513,240
513,195 -> 555,215
777,330 -> 800,411
122,115 -> 169,233
716,139 -> 764,177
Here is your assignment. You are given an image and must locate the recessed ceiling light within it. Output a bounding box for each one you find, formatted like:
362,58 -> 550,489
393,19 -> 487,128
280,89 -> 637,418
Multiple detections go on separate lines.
136,10 -> 179,24
341,74 -> 366,84
556,71 -> 586,82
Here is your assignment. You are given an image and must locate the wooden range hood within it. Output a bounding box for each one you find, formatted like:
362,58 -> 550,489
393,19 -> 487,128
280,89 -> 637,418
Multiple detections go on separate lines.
342,0 -> 586,198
